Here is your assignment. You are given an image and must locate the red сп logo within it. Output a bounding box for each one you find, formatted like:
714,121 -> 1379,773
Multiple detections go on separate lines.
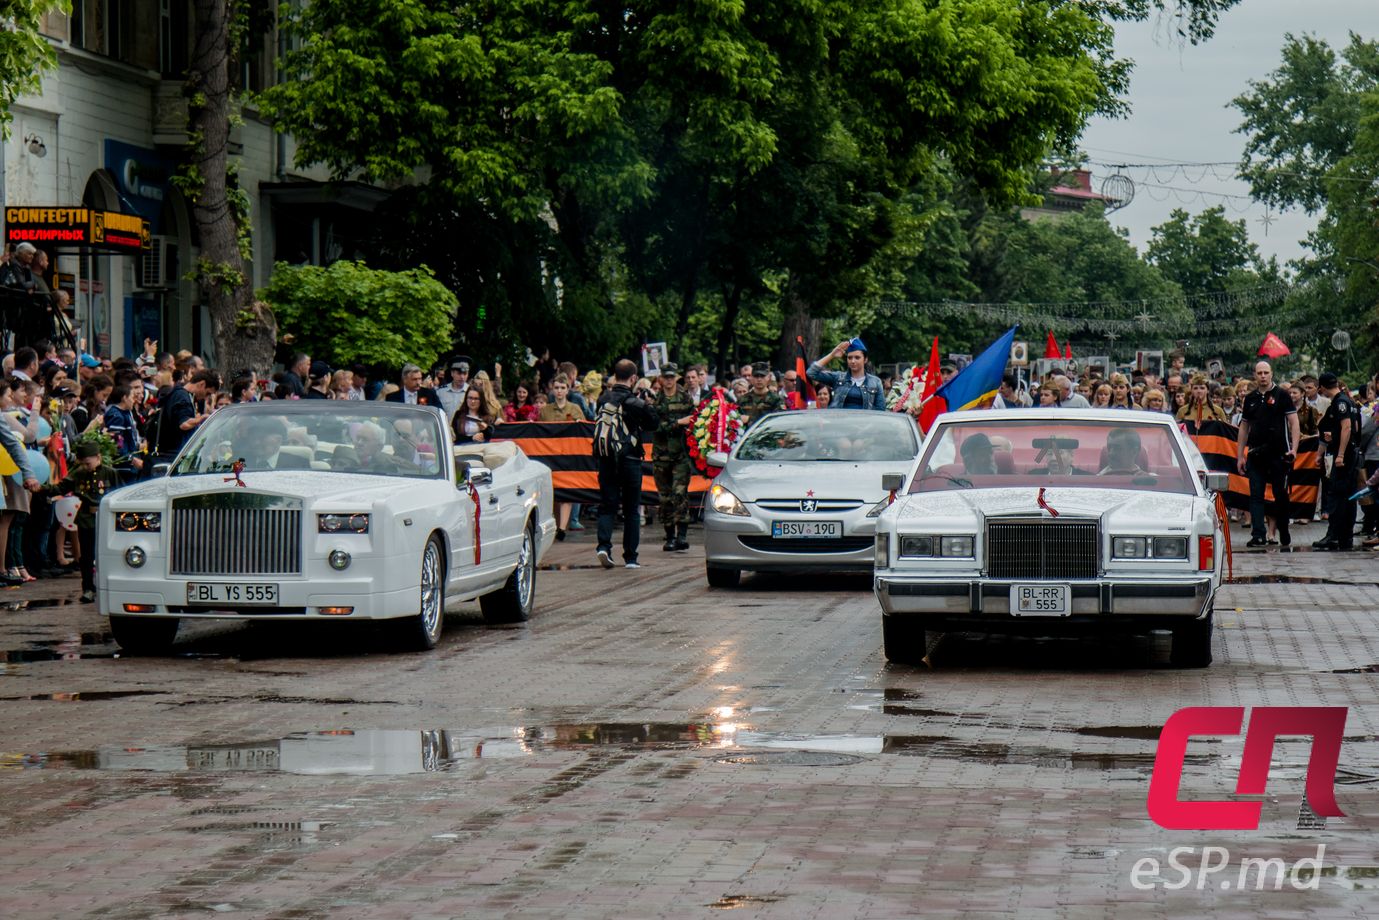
1147,706 -> 1347,830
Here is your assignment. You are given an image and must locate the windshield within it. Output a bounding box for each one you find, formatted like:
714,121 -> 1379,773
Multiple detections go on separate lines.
735,412 -> 918,462
170,404 -> 446,480
910,419 -> 1195,494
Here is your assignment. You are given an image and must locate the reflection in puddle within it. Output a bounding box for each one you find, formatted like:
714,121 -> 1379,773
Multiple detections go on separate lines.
3,718 -> 1202,776
1331,664 -> 1379,674
0,598 -> 77,611
1,632 -> 119,665
1227,575 -> 1374,586
0,690 -> 167,702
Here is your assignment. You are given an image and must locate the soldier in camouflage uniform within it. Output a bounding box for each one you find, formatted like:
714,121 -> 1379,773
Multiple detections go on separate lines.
737,362 -> 786,429
652,363 -> 697,551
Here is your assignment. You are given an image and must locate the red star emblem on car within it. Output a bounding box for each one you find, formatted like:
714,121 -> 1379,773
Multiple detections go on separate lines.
806,489 -> 814,497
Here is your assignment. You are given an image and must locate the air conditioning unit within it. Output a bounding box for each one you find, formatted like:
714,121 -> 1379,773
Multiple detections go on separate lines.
136,236 -> 180,291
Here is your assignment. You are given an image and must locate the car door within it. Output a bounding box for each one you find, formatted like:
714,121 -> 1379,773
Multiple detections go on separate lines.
448,456 -> 509,596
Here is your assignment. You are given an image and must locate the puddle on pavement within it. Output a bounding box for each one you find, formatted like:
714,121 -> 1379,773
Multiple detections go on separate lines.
708,894 -> 785,909
537,563 -> 613,571
1,632 -> 119,665
1330,664 -> 1379,674
0,718 -> 1189,776
0,690 -> 167,702
1227,575 -> 1376,586
0,598 -> 77,611
1071,725 -> 1162,740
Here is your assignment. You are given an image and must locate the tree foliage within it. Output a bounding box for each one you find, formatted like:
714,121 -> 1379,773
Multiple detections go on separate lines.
0,1 -> 69,139
262,261 -> 457,370
257,0 -> 1242,372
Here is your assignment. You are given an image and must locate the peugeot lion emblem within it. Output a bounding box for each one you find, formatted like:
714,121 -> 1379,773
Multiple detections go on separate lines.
800,499 -> 818,513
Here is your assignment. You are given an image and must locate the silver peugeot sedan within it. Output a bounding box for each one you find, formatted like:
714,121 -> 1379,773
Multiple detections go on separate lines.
703,410 -> 921,587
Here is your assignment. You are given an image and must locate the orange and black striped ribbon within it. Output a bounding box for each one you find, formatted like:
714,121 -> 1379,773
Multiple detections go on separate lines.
1182,419 -> 1320,520
493,421 -> 710,506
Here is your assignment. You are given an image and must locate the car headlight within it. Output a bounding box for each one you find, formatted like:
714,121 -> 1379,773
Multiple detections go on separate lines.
124,546 -> 146,568
899,535 -> 935,557
318,513 -> 370,534
328,549 -> 352,570
1152,536 -> 1188,559
710,484 -> 748,516
939,536 -> 974,558
866,497 -> 891,518
115,512 -> 161,533
1112,536 -> 1148,558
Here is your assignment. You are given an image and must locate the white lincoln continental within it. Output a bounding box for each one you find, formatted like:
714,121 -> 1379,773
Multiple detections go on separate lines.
98,402 -> 555,653
874,409 -> 1226,668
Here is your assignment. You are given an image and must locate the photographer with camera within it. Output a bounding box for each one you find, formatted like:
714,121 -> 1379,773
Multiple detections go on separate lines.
591,359 -> 656,569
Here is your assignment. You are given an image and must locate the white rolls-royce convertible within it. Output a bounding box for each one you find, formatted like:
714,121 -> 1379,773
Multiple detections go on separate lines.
98,402 -> 555,653
874,409 -> 1226,668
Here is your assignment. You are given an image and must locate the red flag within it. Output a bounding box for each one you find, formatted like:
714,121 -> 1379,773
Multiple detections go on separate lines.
1257,332 -> 1291,358
1063,341 -> 1072,360
916,335 -> 944,432
793,336 -> 817,408
921,335 -> 941,396
1044,330 -> 1061,359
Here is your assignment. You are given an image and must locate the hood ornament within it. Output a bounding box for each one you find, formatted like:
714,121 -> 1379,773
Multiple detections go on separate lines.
224,458 -> 247,488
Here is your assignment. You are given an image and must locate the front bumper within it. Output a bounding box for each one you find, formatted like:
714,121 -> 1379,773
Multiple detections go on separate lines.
704,512 -> 876,572
874,574 -> 1213,619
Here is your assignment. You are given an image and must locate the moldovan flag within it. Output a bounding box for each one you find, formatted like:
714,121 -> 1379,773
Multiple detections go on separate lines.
921,326 -> 1018,432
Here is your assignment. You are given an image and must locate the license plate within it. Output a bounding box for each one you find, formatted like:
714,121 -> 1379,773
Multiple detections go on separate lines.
1010,584 -> 1071,616
186,582 -> 279,606
772,520 -> 842,538
188,746 -> 280,772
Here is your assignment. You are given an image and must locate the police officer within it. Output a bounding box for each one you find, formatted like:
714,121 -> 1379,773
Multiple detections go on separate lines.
1237,360 -> 1299,549
651,363 -> 696,551
1314,371 -> 1362,550
737,362 -> 786,429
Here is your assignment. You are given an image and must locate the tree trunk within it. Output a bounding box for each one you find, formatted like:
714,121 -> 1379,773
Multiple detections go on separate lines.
777,270 -> 821,369
189,0 -> 275,374
714,282 -> 743,378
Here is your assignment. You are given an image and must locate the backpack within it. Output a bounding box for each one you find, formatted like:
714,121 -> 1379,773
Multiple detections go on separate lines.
592,397 -> 635,459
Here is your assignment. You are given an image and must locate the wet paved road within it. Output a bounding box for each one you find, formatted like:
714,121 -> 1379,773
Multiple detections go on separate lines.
2,523 -> 1378,918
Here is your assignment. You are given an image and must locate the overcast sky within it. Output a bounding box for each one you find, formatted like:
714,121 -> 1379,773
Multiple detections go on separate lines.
1080,0 -> 1375,267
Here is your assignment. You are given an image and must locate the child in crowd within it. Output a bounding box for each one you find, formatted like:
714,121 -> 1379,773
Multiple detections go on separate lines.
43,441 -> 118,603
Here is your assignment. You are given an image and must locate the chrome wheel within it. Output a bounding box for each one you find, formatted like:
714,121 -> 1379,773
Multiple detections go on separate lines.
515,529 -> 534,612
420,539 -> 443,641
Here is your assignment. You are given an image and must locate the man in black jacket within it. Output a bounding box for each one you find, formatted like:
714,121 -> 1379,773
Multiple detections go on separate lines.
594,359 -> 656,569
155,369 -> 221,461
384,363 -> 442,410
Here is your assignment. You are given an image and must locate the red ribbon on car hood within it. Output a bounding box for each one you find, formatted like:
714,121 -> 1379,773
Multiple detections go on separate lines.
1037,487 -> 1059,517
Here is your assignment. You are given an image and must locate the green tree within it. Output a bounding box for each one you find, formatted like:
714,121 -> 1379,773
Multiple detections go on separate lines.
0,1 -> 68,139
262,261 -> 457,369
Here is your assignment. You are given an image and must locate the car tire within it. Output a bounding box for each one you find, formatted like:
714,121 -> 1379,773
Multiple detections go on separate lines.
1169,606 -> 1214,668
481,520 -> 536,624
109,615 -> 179,655
705,565 -> 740,589
882,615 -> 927,665
400,535 -> 446,650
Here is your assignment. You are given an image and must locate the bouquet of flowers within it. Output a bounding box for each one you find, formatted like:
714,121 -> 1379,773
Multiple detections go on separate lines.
686,388 -> 743,478
886,366 -> 929,418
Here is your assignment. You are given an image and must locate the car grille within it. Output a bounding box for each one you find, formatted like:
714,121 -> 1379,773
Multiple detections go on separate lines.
986,520 -> 1098,579
756,498 -> 865,513
739,536 -> 873,554
170,494 -> 303,576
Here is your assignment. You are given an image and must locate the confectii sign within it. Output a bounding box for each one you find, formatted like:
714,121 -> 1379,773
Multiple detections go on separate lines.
4,206 -> 151,254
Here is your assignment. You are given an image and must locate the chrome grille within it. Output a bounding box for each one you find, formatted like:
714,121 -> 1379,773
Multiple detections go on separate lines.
986,520 -> 1098,580
170,494 -> 302,576
756,498 -> 865,513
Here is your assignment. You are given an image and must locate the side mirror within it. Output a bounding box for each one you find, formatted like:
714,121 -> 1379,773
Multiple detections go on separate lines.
881,473 -> 905,492
151,462 -> 171,478
464,465 -> 493,488
1203,471 -> 1230,493
706,451 -> 729,468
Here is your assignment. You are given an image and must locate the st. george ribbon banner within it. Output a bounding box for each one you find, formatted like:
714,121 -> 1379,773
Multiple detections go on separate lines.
493,421 -> 711,507
1180,418 -> 1320,520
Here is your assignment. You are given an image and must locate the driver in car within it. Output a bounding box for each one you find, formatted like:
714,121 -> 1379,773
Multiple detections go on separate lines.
1099,428 -> 1151,477
959,433 -> 998,475
241,416 -> 310,470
